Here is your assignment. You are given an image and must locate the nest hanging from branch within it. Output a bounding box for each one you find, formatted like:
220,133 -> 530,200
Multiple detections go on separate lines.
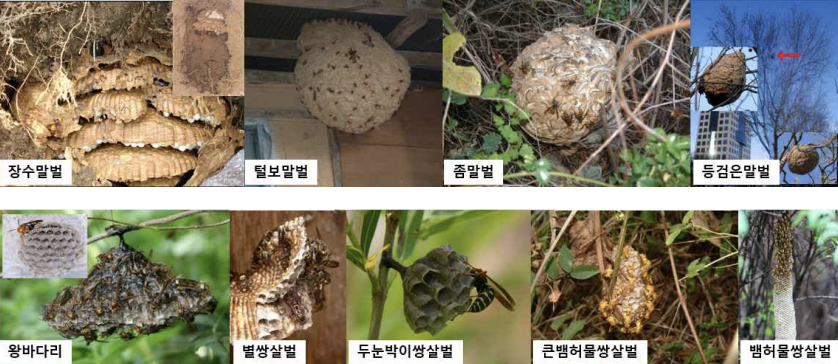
697,51 -> 746,107
785,144 -> 819,175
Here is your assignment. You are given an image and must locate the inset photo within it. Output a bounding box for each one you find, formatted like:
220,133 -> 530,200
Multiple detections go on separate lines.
346,211 -> 530,364
0,2 -> 244,187
443,1 -> 691,187
740,210 -> 838,340
244,2 -> 443,186
174,0 -> 244,96
692,1 -> 838,135
691,47 -> 758,111
2,214 -> 87,278
230,211 -> 346,363
531,211 -> 738,364
0,210 -> 230,363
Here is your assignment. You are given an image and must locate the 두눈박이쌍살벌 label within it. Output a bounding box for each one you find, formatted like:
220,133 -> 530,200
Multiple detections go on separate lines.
348,340 -> 463,364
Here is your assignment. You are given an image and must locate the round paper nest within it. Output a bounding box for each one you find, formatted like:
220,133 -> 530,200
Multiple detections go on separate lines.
786,144 -> 819,175
294,19 -> 410,134
510,25 -> 617,147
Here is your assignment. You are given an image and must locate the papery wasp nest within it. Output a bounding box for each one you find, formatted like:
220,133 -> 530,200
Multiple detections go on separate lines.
510,25 -> 617,150
42,236 -> 217,343
397,245 -> 475,335
0,3 -> 242,186
294,19 -> 410,134
598,245 -> 656,334
785,144 -> 819,175
18,221 -> 84,276
697,51 -> 746,107
230,217 -> 339,340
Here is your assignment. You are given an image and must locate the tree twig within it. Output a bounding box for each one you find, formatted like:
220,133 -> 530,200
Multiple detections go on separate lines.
668,244 -> 708,364
87,210 -> 217,244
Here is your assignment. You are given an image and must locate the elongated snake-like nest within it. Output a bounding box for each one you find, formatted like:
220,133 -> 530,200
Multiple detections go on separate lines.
294,19 -> 410,134
510,25 -> 617,148
230,217 -> 338,340
698,51 -> 746,107
785,144 -> 819,175
773,214 -> 796,340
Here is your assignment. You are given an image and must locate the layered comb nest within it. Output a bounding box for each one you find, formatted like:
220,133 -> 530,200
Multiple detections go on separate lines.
19,222 -> 84,276
42,241 -> 217,343
193,9 -> 227,35
785,144 -> 819,175
230,217 -> 338,340
401,245 -> 474,335
294,19 -> 410,134
510,25 -> 617,149
6,45 -> 240,186
598,245 -> 656,334
697,51 -> 746,107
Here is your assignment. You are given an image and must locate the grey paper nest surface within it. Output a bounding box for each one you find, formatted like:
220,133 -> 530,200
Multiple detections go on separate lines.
698,51 -> 746,107
510,25 -> 617,148
294,19 -> 410,134
42,240 -> 217,343
20,222 -> 85,277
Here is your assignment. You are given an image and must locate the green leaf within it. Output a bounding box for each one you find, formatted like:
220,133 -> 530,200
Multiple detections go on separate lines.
549,310 -> 576,331
665,223 -> 687,246
570,265 -> 599,280
561,319 -> 587,339
498,125 -> 522,145
492,113 -> 505,126
442,89 -> 467,105
442,32 -> 482,96
346,245 -> 366,270
481,83 -> 500,99
481,133 -> 502,154
500,73 -> 512,87
399,210 -> 424,260
419,211 -> 498,240
558,245 -> 573,273
685,258 -> 706,279
546,256 -> 560,279
682,211 -> 695,225
360,210 -> 382,256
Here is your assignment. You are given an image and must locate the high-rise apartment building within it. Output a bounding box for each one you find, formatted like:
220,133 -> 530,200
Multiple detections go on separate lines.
694,111 -> 752,160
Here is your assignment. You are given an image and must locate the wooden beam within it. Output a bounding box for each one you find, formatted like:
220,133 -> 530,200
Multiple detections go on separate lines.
245,38 -> 441,70
245,0 -> 442,17
245,0 -> 407,16
386,10 -> 428,48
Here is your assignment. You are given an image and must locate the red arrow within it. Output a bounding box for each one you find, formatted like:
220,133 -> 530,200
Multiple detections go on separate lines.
778,51 -> 800,60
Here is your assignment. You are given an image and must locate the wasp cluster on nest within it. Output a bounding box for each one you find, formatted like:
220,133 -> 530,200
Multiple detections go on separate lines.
598,245 -> 656,334
510,25 -> 617,154
42,237 -> 217,343
0,3 -> 243,186
230,217 -> 339,340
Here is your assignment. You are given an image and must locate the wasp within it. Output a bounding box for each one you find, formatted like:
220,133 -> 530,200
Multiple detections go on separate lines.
519,61 -> 531,76
9,220 -> 43,234
466,265 -> 516,313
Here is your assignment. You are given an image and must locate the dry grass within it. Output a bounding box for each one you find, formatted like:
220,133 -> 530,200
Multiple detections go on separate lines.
444,0 -> 691,184
530,210 -> 738,364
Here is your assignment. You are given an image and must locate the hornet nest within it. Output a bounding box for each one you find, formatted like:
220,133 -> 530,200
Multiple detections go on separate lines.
230,217 -> 339,340
42,236 -> 217,343
510,25 -> 617,150
598,245 -> 656,334
784,144 -> 819,175
294,19 -> 410,134
697,51 -> 746,107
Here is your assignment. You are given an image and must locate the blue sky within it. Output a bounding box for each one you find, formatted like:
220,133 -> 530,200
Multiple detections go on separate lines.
691,0 -> 838,184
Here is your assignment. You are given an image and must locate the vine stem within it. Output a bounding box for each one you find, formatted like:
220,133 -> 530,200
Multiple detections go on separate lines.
367,212 -> 400,340
87,210 -> 213,244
